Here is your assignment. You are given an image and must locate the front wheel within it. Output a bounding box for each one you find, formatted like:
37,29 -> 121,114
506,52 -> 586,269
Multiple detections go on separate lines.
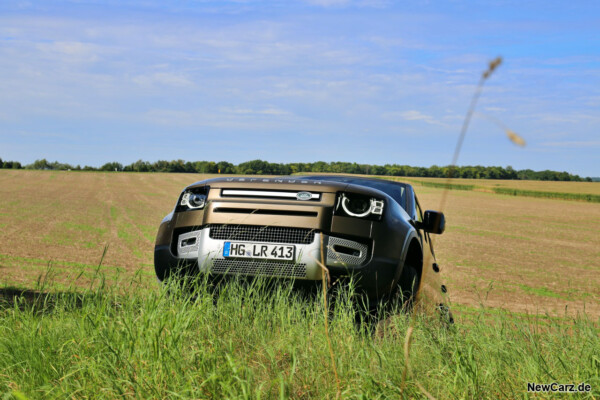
397,264 -> 420,309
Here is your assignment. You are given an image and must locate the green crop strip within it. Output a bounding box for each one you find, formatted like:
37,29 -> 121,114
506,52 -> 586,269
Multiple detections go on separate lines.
404,179 -> 600,203
492,187 -> 600,202
410,180 -> 475,191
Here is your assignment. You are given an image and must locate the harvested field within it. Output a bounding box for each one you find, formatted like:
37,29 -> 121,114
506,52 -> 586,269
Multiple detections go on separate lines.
414,185 -> 600,318
400,176 -> 600,195
1,170 -> 599,318
0,170 -> 213,288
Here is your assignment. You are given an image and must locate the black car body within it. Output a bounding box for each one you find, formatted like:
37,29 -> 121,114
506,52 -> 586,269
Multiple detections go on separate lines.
154,175 -> 447,311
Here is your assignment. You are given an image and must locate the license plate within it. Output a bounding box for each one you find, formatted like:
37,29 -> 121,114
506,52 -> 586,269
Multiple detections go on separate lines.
223,242 -> 295,261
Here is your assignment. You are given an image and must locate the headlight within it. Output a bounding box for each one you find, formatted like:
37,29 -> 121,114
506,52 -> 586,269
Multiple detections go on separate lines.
177,187 -> 209,211
336,193 -> 384,219
181,192 -> 206,209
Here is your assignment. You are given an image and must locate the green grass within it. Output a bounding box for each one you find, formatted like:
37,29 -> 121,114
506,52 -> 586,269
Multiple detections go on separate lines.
110,205 -> 118,220
518,284 -> 565,300
42,222 -> 108,248
1,277 -> 598,399
140,225 -> 157,242
117,226 -> 133,241
62,222 -> 107,235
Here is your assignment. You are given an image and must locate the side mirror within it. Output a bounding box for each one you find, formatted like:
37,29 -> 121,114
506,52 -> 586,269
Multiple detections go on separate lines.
421,210 -> 445,234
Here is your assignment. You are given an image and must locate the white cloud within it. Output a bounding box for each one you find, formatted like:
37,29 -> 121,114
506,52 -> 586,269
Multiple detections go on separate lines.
483,106 -> 507,113
142,106 -> 297,130
541,140 -> 600,148
304,0 -> 390,7
304,0 -> 350,6
37,41 -> 98,58
220,107 -> 292,116
143,109 -> 198,126
395,110 -> 442,125
132,72 -> 194,88
529,113 -> 600,124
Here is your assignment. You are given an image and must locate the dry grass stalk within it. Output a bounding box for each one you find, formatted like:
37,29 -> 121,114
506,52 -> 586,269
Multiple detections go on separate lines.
444,56 -> 503,210
401,325 -> 413,389
403,56 -> 506,399
315,235 -> 341,399
401,325 -> 437,400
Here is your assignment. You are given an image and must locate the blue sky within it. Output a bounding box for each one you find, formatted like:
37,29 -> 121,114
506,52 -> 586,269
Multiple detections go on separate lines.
1,1 -> 599,176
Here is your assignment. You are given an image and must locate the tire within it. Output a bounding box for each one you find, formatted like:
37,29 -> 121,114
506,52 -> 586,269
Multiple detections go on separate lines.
356,264 -> 421,333
397,264 -> 420,309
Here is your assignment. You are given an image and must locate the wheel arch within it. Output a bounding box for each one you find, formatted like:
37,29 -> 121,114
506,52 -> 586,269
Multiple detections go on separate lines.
404,237 -> 423,283
394,229 -> 423,285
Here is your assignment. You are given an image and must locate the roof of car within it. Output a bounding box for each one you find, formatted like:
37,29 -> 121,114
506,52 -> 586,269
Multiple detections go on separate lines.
295,175 -> 406,185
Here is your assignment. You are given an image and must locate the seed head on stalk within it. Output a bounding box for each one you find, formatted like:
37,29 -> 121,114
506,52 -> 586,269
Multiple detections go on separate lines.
483,57 -> 502,79
401,56 -> 526,400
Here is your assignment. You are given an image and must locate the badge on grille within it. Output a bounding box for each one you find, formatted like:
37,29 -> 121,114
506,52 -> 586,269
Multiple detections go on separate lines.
296,191 -> 313,201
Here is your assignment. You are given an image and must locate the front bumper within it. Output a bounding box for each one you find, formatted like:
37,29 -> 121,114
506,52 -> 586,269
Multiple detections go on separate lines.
155,224 -> 400,299
169,225 -> 369,280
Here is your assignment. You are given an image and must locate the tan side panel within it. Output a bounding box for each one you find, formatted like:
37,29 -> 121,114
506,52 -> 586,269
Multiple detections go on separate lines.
174,209 -> 205,228
155,220 -> 173,246
330,216 -> 372,238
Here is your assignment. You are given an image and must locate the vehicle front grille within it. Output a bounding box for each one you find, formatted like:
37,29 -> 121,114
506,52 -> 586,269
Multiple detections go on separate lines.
211,259 -> 307,278
208,225 -> 315,244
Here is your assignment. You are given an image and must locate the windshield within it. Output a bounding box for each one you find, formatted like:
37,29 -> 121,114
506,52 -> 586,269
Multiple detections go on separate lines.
298,175 -> 407,211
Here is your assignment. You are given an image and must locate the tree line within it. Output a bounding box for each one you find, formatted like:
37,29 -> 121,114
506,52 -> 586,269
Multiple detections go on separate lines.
0,157 -> 591,181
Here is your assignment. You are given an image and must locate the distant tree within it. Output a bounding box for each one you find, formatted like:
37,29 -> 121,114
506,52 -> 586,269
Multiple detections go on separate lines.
199,161 -> 218,173
128,160 -> 151,172
216,161 -> 235,174
154,160 -> 170,172
27,159 -> 51,170
52,161 -> 73,170
167,160 -> 186,173
278,163 -> 292,175
100,162 -> 123,172
184,161 -> 195,173
237,160 -> 270,175
312,161 -> 327,172
486,167 -> 501,179
296,163 -> 309,173
3,156 -> 590,181
428,165 -> 443,178
505,166 -> 517,179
